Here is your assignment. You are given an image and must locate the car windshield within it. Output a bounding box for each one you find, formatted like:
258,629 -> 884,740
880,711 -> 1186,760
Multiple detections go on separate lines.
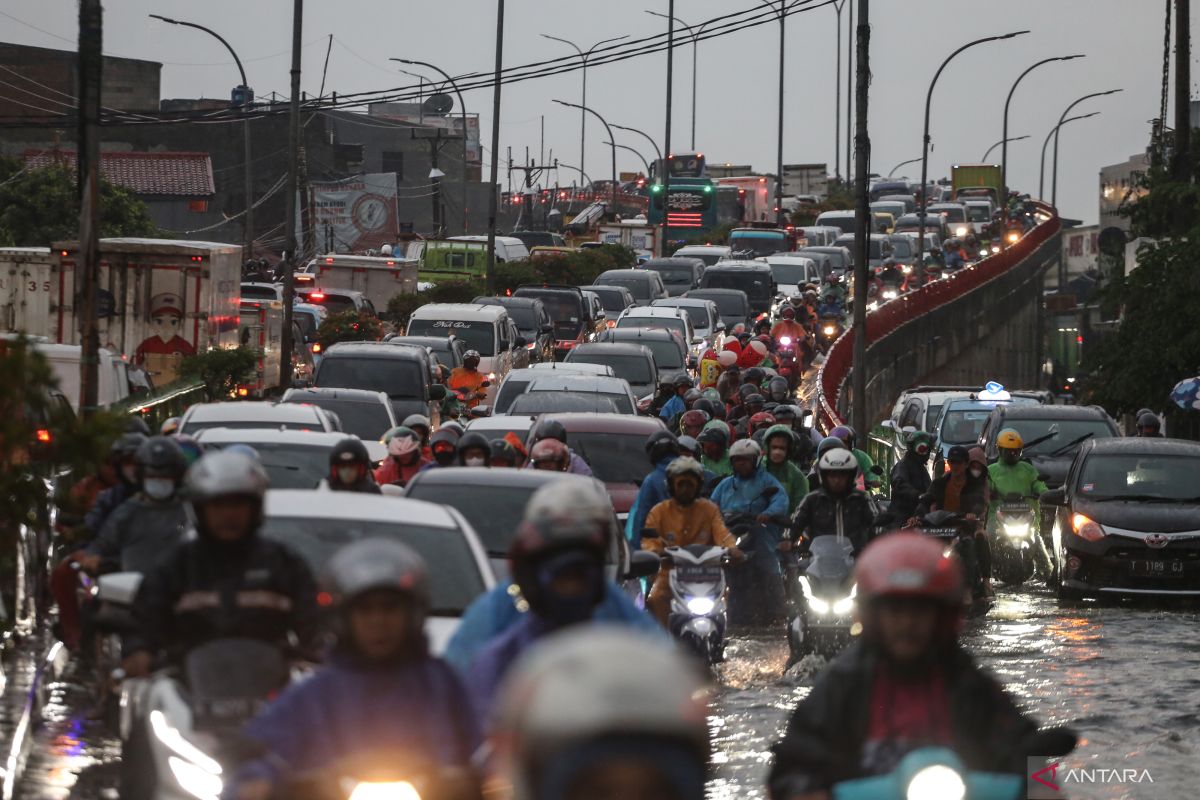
703,271 -> 772,301
617,315 -> 686,339
1003,419 -> 1116,456
570,354 -> 654,387
406,319 -> 496,357
768,262 -> 813,286
292,398 -> 391,441
597,276 -> 651,301
646,265 -> 696,284
507,393 -> 623,414
205,443 -> 329,489
938,409 -> 993,444
315,357 -> 425,399
301,293 -> 356,315
568,431 -> 653,484
966,205 -> 991,222
1076,454 -> 1200,501
260,518 -> 484,615
889,238 -> 914,258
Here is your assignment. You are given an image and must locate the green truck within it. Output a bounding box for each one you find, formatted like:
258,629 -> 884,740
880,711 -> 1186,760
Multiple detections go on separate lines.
951,164 -> 1003,204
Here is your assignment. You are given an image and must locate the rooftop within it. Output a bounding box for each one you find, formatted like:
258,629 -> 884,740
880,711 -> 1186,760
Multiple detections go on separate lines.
23,150 -> 215,196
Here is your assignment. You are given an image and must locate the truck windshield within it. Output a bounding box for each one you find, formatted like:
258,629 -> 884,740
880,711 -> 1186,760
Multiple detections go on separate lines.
966,205 -> 991,222
406,319 -> 496,356
730,234 -> 786,257
316,357 -> 425,399
768,262 -> 813,286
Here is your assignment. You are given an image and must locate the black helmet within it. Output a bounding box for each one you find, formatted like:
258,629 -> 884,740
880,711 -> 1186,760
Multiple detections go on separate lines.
135,436 -> 187,481
330,437 -> 371,467
673,373 -> 694,389
645,430 -> 680,465
744,367 -> 766,386
745,393 -> 766,408
767,375 -> 789,403
457,432 -> 492,466
1137,411 -> 1161,432
683,388 -> 703,405
534,419 -> 568,444
110,432 -> 148,461
697,426 -> 729,448
738,384 -> 757,402
490,438 -> 520,465
430,429 -> 460,464
124,416 -> 152,436
692,398 -> 719,419
658,376 -> 676,392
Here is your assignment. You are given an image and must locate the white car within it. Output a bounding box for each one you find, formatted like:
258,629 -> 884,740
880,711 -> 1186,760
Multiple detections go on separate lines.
672,244 -> 731,266
178,401 -> 335,435
762,254 -> 822,297
193,428 -> 385,489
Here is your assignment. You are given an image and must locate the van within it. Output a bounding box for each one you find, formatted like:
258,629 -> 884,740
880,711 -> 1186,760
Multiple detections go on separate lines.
593,269 -> 669,304
814,210 -> 857,234
313,341 -> 446,424
29,341 -> 132,411
447,235 -> 530,263
697,261 -> 776,315
405,303 -> 526,385
513,285 -> 595,357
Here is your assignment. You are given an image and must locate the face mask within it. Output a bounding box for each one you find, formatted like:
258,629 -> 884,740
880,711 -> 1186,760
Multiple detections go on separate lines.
970,467 -> 984,479
464,456 -> 487,467
336,465 -> 361,484
143,477 -> 176,501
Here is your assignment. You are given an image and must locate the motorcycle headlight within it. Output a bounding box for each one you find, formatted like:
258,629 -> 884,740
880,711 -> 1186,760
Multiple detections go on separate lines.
799,576 -> 830,615
832,584 -> 857,615
901,265 -> 912,274
882,290 -> 897,299
348,782 -> 422,800
1004,522 -> 1031,538
779,336 -> 792,346
906,764 -> 965,800
955,226 -> 968,237
686,596 -> 716,616
822,325 -> 836,336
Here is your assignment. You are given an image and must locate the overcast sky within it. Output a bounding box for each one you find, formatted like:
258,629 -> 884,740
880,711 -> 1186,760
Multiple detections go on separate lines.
4,0 -> 1194,224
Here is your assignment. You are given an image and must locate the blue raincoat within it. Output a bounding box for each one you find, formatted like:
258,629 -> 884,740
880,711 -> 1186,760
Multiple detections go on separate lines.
625,457 -> 675,545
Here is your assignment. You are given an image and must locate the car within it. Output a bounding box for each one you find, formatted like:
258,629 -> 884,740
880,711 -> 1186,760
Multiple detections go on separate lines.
833,233 -> 895,269
869,180 -> 912,202
472,295 -> 556,363
929,395 -> 1041,474
512,284 -> 596,357
462,414 -> 538,446
537,413 -> 669,526
595,328 -> 688,378
886,234 -> 920,267
893,213 -> 950,243
978,404 -> 1121,490
878,193 -> 917,214
405,303 -> 528,386
509,230 -> 567,249
795,226 -> 839,247
384,335 -> 467,380
488,365 -> 619,415
814,209 -> 858,234
871,200 -> 908,223
887,385 -> 978,437
641,257 -> 706,296
527,361 -> 615,377
522,374 -> 638,415
614,306 -> 699,363
280,387 -> 398,442
582,284 -> 636,324
797,246 -> 853,277
592,269 -> 670,304
177,401 -> 334,435
507,392 -> 624,416
962,199 -> 996,236
651,297 -> 724,351
683,288 -> 751,332
762,255 -> 822,297
927,203 -> 973,240
313,341 -> 446,425
697,260 -> 776,316
405,469 -> 635,583
260,490 -> 494,652
296,287 -> 378,317
447,234 -> 530,262
564,342 -> 659,399
193,428 -> 384,489
1041,438 -> 1200,599
240,282 -> 282,302
672,244 -> 731,266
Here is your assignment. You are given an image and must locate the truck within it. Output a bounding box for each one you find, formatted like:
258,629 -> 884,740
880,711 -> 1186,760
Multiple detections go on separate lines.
237,299 -> 284,397
2,239 -> 242,389
951,164 -> 1004,204
403,240 -> 490,284
295,253 -> 419,308
716,175 -> 778,223
596,222 -> 659,258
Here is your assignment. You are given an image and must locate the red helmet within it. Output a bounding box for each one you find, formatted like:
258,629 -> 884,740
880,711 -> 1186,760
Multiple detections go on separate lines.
749,411 -> 776,431
529,438 -> 570,471
680,409 -> 709,430
855,533 -> 964,606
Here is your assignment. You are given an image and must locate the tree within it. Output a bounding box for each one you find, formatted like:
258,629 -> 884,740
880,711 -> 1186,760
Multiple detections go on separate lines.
177,346 -> 258,401
315,310 -> 384,349
0,161 -> 159,246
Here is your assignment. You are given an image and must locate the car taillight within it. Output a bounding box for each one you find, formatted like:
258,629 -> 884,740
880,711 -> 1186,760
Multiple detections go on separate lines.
1071,513 -> 1105,542
237,387 -> 250,397
35,428 -> 52,444
311,342 -> 322,353
310,292 -> 326,300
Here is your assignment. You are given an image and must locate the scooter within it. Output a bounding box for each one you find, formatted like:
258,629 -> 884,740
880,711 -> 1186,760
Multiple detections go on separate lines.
284,758 -> 482,800
815,315 -> 844,355
120,638 -> 290,800
660,543 -> 732,665
992,494 -> 1039,585
787,536 -> 856,666
723,507 -> 788,627
903,510 -> 991,617
774,335 -> 805,390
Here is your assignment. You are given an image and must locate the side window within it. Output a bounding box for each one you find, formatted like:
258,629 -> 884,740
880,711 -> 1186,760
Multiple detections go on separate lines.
497,321 -> 509,350
899,400 -> 921,429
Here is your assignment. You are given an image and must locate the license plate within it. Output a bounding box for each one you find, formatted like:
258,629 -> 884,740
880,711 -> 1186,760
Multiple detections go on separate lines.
677,565 -> 722,582
1127,559 -> 1186,578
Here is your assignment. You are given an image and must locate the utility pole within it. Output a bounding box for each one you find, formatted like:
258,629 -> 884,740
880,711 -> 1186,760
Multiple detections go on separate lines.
77,0 -> 102,417
774,0 -> 787,226
845,0 -> 853,186
1174,0 -> 1192,181
279,0 -> 303,387
485,0 -> 505,294
850,0 -> 870,437
510,156 -> 557,230
415,129 -> 448,236
663,0 -> 675,253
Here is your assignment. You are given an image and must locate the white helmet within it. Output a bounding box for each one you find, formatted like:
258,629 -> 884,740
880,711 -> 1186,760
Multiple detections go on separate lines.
325,538 -> 429,616
494,627 -> 711,800
666,456 -> 704,483
728,438 -> 762,461
186,451 -> 268,502
817,448 -> 858,474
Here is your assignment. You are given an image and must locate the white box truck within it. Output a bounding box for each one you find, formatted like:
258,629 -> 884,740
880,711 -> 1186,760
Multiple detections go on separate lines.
0,248 -> 55,336
238,299 -> 284,397
597,222 -> 659,258
295,253 -> 419,309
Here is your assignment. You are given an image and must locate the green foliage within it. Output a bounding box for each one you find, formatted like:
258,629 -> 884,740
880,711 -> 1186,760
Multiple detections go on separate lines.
790,180 -> 854,227
178,346 -> 259,401
315,310 -> 384,349
0,163 -> 160,247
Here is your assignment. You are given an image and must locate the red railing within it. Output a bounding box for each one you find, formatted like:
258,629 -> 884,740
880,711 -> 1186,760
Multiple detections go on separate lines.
814,202 -> 1061,431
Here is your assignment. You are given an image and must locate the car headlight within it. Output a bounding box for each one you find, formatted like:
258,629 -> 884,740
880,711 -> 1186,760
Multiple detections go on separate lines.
348,782 -> 422,800
1003,522 -> 1031,538
955,226 -> 968,237
991,245 -> 1001,253
906,764 -> 965,800
686,596 -> 716,616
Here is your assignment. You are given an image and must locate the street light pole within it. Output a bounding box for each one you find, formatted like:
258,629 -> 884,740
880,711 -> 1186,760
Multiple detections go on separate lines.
982,135 -> 1028,162
663,0 -> 676,253
1001,54 -> 1084,204
917,30 -> 1029,281
485,0 -> 505,293
278,0 -> 303,384
772,0 -> 787,225
1040,112 -> 1099,199
150,14 -> 255,257
541,34 -> 629,188
554,99 -> 618,212
1052,89 -> 1122,208
832,0 -> 845,180
645,11 -> 713,152
392,58 -> 472,233
887,157 -> 921,178
606,141 -> 651,175
612,122 -> 663,164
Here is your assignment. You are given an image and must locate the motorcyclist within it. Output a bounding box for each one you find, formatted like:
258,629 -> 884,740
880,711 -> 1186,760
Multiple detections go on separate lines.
402,413 -> 433,457
489,438 -> 520,468
769,534 -> 1054,798
889,431 -> 934,522
806,436 -> 863,492
466,482 -> 612,726
457,432 -> 492,467
710,439 -> 789,528
659,373 -> 692,422
788,449 -> 875,555
749,411 -> 778,439
422,428 -> 461,469
829,425 -> 881,491
916,444 -> 992,600
326,438 -> 382,493
448,350 -> 488,410
123,451 -> 319,677
698,424 -> 732,479
875,257 -> 903,289
816,293 -> 844,321
642,457 -> 743,626
764,375 -> 790,405
649,376 -> 679,418
1136,411 -> 1163,437
821,272 -> 847,306
526,419 -> 593,476
679,408 -> 710,439
373,426 -> 431,487
528,438 -> 571,472
493,627 -> 711,800
230,540 -> 481,800
763,425 -> 810,515
710,349 -> 740,393
986,430 -> 1048,555
626,431 -> 680,545
771,306 -> 808,349
83,432 -> 146,535
942,238 -> 964,270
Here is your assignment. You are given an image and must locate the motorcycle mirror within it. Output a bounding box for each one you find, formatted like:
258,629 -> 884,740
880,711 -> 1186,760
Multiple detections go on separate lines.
627,550 -> 661,579
1037,472 -> 1051,483
469,405 -> 490,418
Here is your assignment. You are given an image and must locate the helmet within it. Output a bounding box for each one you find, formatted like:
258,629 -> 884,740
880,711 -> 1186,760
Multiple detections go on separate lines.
494,628 -> 710,800
749,411 -> 776,431
855,533 -> 964,607
907,430 -> 934,458
457,432 -> 492,466
683,388 -> 703,406
744,367 -> 766,386
534,419 -> 568,444
738,384 -> 757,402
781,306 -> 795,320
674,373 -> 694,389
186,451 -> 269,503
135,436 -> 188,481
429,429 -> 460,461
996,428 -> 1023,450
325,538 -> 430,615
745,393 -> 766,408
490,438 -> 520,466
817,448 -> 858,476
773,404 -> 798,423
173,435 -> 203,466
829,425 -> 856,449
401,414 -> 431,436
658,376 -> 677,392
110,432 -> 148,461
728,438 -> 762,461
330,437 -> 371,467
440,420 -> 466,438
677,435 -> 701,457
1137,411 -> 1161,431
463,349 -> 482,364
697,426 -> 728,449
646,430 -> 680,465
816,435 -> 848,459
160,416 -> 181,436
666,456 -> 705,494
767,376 -> 789,403
702,418 -> 731,438
764,424 -> 796,449
529,438 -> 570,470
384,426 -> 421,458
748,340 -> 768,358
680,409 -> 709,431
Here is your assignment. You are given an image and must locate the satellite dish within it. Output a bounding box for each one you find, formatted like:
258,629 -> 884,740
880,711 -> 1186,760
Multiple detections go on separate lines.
422,93 -> 454,116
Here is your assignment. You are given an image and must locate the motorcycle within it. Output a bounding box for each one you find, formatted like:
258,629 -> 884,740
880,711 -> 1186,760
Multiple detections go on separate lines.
82,567 -> 143,720
991,493 -> 1039,585
283,754 -> 482,800
787,536 -> 856,665
815,314 -> 844,355
774,335 -> 805,390
902,510 -> 991,616
722,503 -> 787,626
659,542 -> 734,665
120,638 -> 291,800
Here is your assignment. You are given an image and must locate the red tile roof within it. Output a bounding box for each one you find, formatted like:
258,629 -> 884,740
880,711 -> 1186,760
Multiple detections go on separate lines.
22,150 -> 215,196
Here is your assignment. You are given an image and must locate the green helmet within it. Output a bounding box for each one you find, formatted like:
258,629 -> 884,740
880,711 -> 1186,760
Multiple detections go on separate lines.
763,424 -> 796,448
907,430 -> 934,458
702,419 -> 731,439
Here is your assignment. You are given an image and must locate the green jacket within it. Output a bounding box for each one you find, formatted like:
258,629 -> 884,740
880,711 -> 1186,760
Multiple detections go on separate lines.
766,459 -> 810,515
986,460 -> 1048,526
852,448 -> 880,489
703,452 -> 733,479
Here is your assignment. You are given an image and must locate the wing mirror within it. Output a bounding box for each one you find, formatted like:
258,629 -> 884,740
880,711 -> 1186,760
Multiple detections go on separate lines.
513,337 -> 527,349
1040,487 -> 1066,506
627,550 -> 661,579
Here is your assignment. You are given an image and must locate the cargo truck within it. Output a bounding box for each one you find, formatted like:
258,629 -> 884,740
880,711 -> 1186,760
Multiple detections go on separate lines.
951,164 -> 1003,204
596,222 -> 659,257
295,253 -> 419,308
237,299 -> 284,397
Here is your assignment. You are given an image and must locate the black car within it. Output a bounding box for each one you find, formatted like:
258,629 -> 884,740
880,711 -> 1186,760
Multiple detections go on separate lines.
1042,438 -> 1200,600
473,296 -> 555,363
384,335 -> 466,380
979,404 -> 1121,490
683,288 -> 751,332
583,284 -> 637,320
279,387 -> 398,441
313,342 -> 447,425
596,327 -> 688,376
697,261 -> 776,316
641,257 -> 706,297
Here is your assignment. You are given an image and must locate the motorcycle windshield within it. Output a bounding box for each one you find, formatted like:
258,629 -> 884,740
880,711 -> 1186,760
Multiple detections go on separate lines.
806,537 -> 854,583
184,638 -> 289,729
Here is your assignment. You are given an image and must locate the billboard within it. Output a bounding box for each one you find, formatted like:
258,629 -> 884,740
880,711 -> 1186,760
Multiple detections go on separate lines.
303,173 -> 400,254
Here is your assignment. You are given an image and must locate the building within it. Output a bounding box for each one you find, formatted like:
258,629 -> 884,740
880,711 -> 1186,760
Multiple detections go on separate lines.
0,42 -> 160,117
1098,152 -> 1149,235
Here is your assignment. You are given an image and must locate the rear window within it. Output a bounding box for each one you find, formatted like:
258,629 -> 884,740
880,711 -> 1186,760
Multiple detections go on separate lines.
568,354 -> 654,386
932,206 -> 967,222
966,205 -> 991,222
817,215 -> 856,233
493,377 -> 532,414
702,270 -> 772,300
595,275 -> 651,301
300,292 -> 356,316
617,315 -> 685,339
588,288 -> 631,313
316,356 -> 425,399
694,292 -> 747,317
677,251 -> 725,266
515,289 -> 585,337
568,432 -> 653,484
645,264 -> 697,284
289,397 -> 392,441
